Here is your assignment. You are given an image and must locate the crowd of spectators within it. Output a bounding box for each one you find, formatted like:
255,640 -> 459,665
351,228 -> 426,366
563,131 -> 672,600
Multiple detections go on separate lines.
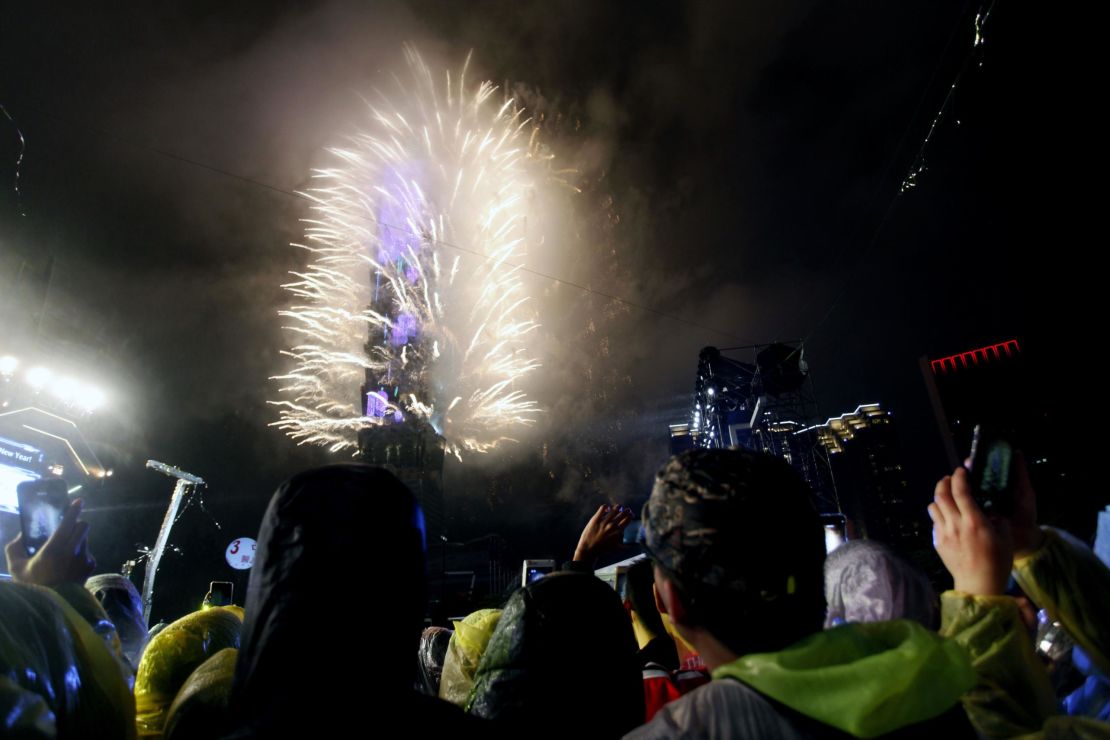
2,443 -> 1108,738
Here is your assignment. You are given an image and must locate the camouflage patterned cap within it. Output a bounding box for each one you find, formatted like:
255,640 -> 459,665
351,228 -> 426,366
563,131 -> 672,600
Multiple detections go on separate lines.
641,447 -> 824,601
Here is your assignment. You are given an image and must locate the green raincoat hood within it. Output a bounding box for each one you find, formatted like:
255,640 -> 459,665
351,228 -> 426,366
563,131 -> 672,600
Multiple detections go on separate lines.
712,619 -> 975,738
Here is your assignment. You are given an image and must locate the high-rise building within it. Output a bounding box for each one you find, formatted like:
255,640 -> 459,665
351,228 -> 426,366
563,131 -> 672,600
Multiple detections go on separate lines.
808,404 -> 933,567
357,235 -> 446,554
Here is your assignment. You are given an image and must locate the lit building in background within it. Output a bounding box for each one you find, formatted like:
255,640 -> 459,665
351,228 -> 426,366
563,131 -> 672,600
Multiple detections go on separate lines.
672,343 -> 840,515
670,349 -> 936,568
356,221 -> 446,562
807,404 -> 932,566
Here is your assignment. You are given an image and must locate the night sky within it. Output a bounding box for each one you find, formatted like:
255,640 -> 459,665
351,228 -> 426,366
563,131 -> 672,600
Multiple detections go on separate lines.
0,1 -> 1094,620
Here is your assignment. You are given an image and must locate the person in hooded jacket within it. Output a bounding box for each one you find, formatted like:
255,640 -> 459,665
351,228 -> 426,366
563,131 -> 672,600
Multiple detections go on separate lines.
224,463 -> 485,738
134,606 -> 242,737
931,455 -> 1110,737
86,572 -> 150,674
627,448 -> 978,739
823,539 -> 938,630
467,570 -> 645,739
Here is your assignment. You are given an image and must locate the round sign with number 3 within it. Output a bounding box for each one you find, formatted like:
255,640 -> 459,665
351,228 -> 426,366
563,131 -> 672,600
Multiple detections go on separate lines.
225,537 -> 257,570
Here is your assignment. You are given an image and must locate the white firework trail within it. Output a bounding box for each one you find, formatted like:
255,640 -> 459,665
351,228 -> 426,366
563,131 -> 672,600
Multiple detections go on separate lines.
271,47 -> 548,458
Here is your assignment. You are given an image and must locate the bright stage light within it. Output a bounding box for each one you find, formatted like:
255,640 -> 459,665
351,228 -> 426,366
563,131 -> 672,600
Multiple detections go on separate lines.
83,386 -> 107,412
26,367 -> 52,390
51,376 -> 80,403
0,360 -> 109,414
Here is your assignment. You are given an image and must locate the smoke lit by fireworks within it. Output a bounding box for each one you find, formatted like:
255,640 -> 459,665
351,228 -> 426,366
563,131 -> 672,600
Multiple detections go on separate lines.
271,47 -> 549,457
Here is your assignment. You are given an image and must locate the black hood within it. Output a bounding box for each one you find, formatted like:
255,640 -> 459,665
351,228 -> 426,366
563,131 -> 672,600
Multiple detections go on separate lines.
229,464 -> 427,733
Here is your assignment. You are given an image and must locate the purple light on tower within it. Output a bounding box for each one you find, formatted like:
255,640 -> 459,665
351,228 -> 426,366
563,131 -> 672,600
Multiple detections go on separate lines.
366,390 -> 389,418
390,312 -> 418,346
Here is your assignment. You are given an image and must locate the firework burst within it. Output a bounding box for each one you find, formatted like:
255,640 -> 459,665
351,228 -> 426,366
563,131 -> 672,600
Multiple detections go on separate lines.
271,47 -> 547,457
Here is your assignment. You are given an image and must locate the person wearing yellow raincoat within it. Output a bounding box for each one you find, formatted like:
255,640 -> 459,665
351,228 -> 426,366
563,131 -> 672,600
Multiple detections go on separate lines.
933,455 -> 1110,738
134,606 -> 242,737
439,608 -> 502,706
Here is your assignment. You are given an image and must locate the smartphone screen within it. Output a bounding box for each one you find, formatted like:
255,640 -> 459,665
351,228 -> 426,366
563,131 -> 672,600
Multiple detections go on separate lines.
820,513 -> 847,554
969,424 -> 1013,515
205,581 -> 234,607
18,479 -> 69,556
521,559 -> 555,587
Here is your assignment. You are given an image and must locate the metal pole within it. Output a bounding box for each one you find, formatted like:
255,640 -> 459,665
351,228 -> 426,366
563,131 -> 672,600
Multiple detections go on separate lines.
142,460 -> 205,626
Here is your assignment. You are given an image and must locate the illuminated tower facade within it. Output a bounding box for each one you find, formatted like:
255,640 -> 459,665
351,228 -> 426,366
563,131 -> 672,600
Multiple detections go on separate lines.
356,215 -> 446,548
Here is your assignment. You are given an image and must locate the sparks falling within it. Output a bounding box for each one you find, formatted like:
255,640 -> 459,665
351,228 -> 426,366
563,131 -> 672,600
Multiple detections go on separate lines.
271,47 -> 546,458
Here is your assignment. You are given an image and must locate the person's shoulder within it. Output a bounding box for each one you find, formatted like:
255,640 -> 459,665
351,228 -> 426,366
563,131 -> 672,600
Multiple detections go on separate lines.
624,679 -> 803,740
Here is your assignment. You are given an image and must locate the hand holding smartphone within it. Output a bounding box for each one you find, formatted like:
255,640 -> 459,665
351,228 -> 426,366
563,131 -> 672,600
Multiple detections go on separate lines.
5,484 -> 95,586
18,479 -> 70,556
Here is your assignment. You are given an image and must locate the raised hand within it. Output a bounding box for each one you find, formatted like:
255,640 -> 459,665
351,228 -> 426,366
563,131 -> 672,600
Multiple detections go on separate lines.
5,498 -> 96,586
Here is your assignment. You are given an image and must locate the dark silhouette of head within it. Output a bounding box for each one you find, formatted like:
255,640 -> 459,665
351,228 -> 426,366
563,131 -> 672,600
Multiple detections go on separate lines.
642,448 -> 826,658
230,464 -> 426,733
468,571 -> 644,738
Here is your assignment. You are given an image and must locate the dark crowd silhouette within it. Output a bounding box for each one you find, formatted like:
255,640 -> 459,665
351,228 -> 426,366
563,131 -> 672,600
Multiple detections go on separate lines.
2,445 -> 1108,738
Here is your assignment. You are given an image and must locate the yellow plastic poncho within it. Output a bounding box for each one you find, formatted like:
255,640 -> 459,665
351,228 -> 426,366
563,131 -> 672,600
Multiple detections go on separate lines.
134,607 -> 241,738
163,647 -> 237,740
941,527 -> 1110,738
439,608 -> 502,706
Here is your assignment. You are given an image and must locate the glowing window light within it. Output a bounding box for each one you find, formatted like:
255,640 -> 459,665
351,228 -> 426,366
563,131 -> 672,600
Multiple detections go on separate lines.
0,356 -> 17,376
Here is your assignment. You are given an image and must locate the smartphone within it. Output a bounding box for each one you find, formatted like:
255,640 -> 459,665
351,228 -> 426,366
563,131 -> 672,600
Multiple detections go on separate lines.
18,478 -> 69,556
820,513 -> 848,554
204,581 -> 234,608
521,559 -> 555,587
968,424 -> 1014,515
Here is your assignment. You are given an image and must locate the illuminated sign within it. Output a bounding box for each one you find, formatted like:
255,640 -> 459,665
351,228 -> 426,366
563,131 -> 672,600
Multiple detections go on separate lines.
0,437 -> 44,514
0,437 -> 42,466
930,339 -> 1021,375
